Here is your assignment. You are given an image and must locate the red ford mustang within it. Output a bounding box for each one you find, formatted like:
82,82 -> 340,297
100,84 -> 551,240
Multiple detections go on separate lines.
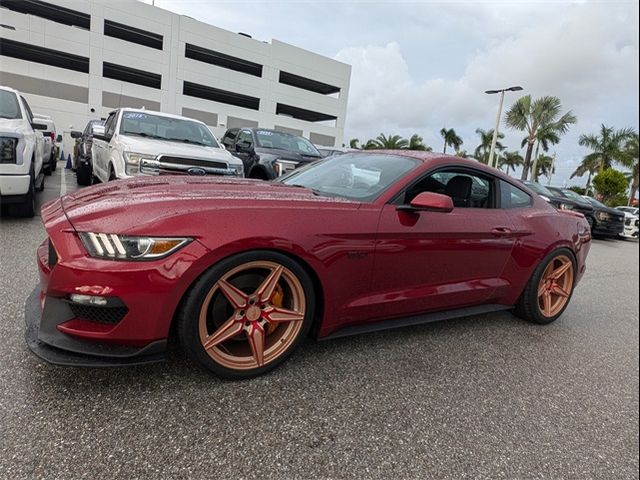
26,151 -> 592,379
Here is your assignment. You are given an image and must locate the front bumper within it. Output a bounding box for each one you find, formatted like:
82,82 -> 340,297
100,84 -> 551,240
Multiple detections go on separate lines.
592,219 -> 624,237
25,288 -> 167,367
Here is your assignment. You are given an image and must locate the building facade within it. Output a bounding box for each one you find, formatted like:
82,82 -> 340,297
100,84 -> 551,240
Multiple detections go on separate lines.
0,0 -> 351,149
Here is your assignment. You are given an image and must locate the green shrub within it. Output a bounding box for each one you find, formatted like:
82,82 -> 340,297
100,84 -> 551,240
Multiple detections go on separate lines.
592,169 -> 629,204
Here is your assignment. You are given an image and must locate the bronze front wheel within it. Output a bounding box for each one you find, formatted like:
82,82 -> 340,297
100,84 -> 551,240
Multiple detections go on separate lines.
179,251 -> 315,379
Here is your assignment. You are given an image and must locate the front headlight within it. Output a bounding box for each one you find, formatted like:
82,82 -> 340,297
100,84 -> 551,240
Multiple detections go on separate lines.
229,163 -> 244,177
274,159 -> 298,177
124,152 -> 156,175
79,233 -> 191,260
559,203 -> 574,210
596,211 -> 609,221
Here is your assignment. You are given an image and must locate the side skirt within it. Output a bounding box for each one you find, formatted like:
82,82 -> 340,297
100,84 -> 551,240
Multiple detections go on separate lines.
321,304 -> 513,341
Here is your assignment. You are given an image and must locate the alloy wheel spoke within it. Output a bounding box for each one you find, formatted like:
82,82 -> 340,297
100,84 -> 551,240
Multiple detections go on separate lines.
265,307 -> 305,323
246,323 -> 265,366
552,262 -> 571,279
542,292 -> 553,317
538,281 -> 548,297
551,284 -> 569,298
218,279 -> 249,309
203,317 -> 243,350
255,265 -> 284,303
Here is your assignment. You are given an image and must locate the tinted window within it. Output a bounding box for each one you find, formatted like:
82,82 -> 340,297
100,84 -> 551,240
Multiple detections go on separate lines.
237,130 -> 253,147
20,96 -> 34,122
405,169 -> 494,208
255,130 -> 320,157
279,153 -> 420,202
104,113 -> 118,137
222,129 -> 238,148
500,180 -> 532,209
0,90 -> 22,119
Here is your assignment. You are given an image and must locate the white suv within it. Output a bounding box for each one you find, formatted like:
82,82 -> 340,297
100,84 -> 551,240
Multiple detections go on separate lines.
0,86 -> 45,217
92,108 -> 243,182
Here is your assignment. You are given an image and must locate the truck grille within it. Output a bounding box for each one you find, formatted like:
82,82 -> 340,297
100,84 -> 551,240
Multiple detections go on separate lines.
140,156 -> 236,176
0,137 -> 17,164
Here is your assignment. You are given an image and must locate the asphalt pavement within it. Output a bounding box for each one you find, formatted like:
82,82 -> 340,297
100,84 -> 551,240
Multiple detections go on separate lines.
1,163 -> 638,479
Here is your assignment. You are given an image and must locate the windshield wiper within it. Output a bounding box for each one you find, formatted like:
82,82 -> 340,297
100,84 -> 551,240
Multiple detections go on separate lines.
169,138 -> 208,146
288,184 -> 325,196
125,131 -> 164,140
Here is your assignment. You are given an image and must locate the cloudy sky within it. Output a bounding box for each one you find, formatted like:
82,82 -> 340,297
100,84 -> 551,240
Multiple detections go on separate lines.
152,0 -> 638,185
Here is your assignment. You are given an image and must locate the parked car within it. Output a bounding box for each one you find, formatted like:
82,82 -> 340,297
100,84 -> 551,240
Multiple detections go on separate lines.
522,181 -> 578,211
27,151 -> 592,379
0,86 -> 46,217
316,146 -> 355,158
221,128 -> 322,179
618,212 -> 639,239
91,108 -> 243,183
70,119 -> 104,186
546,186 -> 595,229
34,114 -> 57,175
615,206 -> 639,216
581,196 -> 625,238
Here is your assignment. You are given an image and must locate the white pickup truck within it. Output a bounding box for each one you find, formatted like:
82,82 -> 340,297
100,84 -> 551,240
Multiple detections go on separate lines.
0,86 -> 45,217
91,108 -> 243,182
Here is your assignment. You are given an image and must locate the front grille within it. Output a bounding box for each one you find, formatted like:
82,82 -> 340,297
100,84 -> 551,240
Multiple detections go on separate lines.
158,156 -> 227,170
0,137 -> 17,164
69,303 -> 128,325
48,239 -> 58,267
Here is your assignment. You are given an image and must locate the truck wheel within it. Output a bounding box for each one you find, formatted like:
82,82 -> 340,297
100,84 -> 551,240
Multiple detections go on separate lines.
77,162 -> 92,186
10,174 -> 36,218
43,162 -> 52,176
51,149 -> 57,171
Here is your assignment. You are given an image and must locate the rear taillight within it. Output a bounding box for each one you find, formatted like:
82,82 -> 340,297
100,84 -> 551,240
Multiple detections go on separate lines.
50,131 -> 55,141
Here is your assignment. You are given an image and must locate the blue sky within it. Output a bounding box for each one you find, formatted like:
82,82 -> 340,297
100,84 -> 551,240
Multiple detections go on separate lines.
151,0 -> 639,186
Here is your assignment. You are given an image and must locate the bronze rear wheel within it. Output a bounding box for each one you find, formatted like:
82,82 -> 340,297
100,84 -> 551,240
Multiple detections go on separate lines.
537,255 -> 574,318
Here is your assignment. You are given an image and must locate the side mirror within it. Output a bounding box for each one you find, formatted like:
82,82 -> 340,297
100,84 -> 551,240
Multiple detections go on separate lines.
236,141 -> 253,154
70,130 -> 83,139
31,122 -> 47,131
397,192 -> 454,213
91,125 -> 106,138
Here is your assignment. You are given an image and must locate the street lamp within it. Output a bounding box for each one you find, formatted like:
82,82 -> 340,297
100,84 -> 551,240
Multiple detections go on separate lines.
485,85 -> 523,169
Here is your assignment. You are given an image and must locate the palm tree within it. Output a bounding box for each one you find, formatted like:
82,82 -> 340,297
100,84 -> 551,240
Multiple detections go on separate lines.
406,133 -> 431,151
369,133 -> 409,150
571,155 -> 600,194
505,95 -> 576,180
475,128 -> 504,164
619,132 -> 639,205
578,125 -> 636,172
534,154 -> 555,180
349,138 -> 360,149
362,139 -> 379,150
440,128 -> 463,154
498,151 -> 524,175
529,123 -> 561,181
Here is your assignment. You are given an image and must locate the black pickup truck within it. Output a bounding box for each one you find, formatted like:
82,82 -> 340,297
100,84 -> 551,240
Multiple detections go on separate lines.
221,128 -> 322,180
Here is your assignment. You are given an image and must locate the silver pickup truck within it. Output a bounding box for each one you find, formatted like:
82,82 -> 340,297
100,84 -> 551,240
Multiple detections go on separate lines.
91,108 -> 243,182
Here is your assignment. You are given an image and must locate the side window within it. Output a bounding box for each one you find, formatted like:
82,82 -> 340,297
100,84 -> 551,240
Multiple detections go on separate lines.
500,180 -> 532,209
404,169 -> 495,208
104,113 -> 117,138
237,130 -> 253,146
222,129 -> 238,148
20,96 -> 34,123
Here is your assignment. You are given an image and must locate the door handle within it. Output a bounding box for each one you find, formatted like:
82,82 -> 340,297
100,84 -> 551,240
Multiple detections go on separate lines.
491,227 -> 513,237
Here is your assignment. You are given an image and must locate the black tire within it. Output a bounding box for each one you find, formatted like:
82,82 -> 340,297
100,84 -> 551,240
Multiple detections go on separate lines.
249,168 -> 270,180
77,161 -> 92,186
51,150 -> 57,171
514,248 -> 577,325
108,165 -> 116,181
178,250 -> 316,379
43,162 -> 52,176
10,173 -> 36,218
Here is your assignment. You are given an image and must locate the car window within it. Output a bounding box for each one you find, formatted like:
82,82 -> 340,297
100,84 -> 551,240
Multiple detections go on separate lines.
404,169 -> 494,208
237,130 -> 253,147
20,96 -> 34,123
104,113 -> 117,138
0,90 -> 22,119
500,180 -> 532,209
222,129 -> 238,148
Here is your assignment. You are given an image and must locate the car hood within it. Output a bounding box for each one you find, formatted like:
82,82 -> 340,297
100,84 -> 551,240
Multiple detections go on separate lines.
59,176 -> 357,234
120,135 -> 241,165
0,118 -> 27,136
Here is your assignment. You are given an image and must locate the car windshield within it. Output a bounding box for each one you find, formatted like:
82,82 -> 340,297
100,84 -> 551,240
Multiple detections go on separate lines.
616,206 -> 638,214
278,153 -> 420,201
120,111 -> 220,147
561,189 -> 587,202
255,130 -> 320,157
0,90 -> 22,119
524,182 -> 554,197
584,196 -> 607,208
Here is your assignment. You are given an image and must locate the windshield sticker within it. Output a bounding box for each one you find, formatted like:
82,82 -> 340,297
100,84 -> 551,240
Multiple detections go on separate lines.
123,112 -> 149,119
257,130 -> 274,136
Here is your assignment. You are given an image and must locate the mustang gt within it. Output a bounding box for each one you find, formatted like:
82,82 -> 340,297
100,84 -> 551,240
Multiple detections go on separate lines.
26,151 -> 592,379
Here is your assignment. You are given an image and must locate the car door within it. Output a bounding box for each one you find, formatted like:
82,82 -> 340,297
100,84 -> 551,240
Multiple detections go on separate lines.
369,167 -> 517,320
93,112 -> 117,181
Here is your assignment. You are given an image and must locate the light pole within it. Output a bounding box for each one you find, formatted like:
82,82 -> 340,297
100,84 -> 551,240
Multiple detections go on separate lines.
485,86 -> 523,169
